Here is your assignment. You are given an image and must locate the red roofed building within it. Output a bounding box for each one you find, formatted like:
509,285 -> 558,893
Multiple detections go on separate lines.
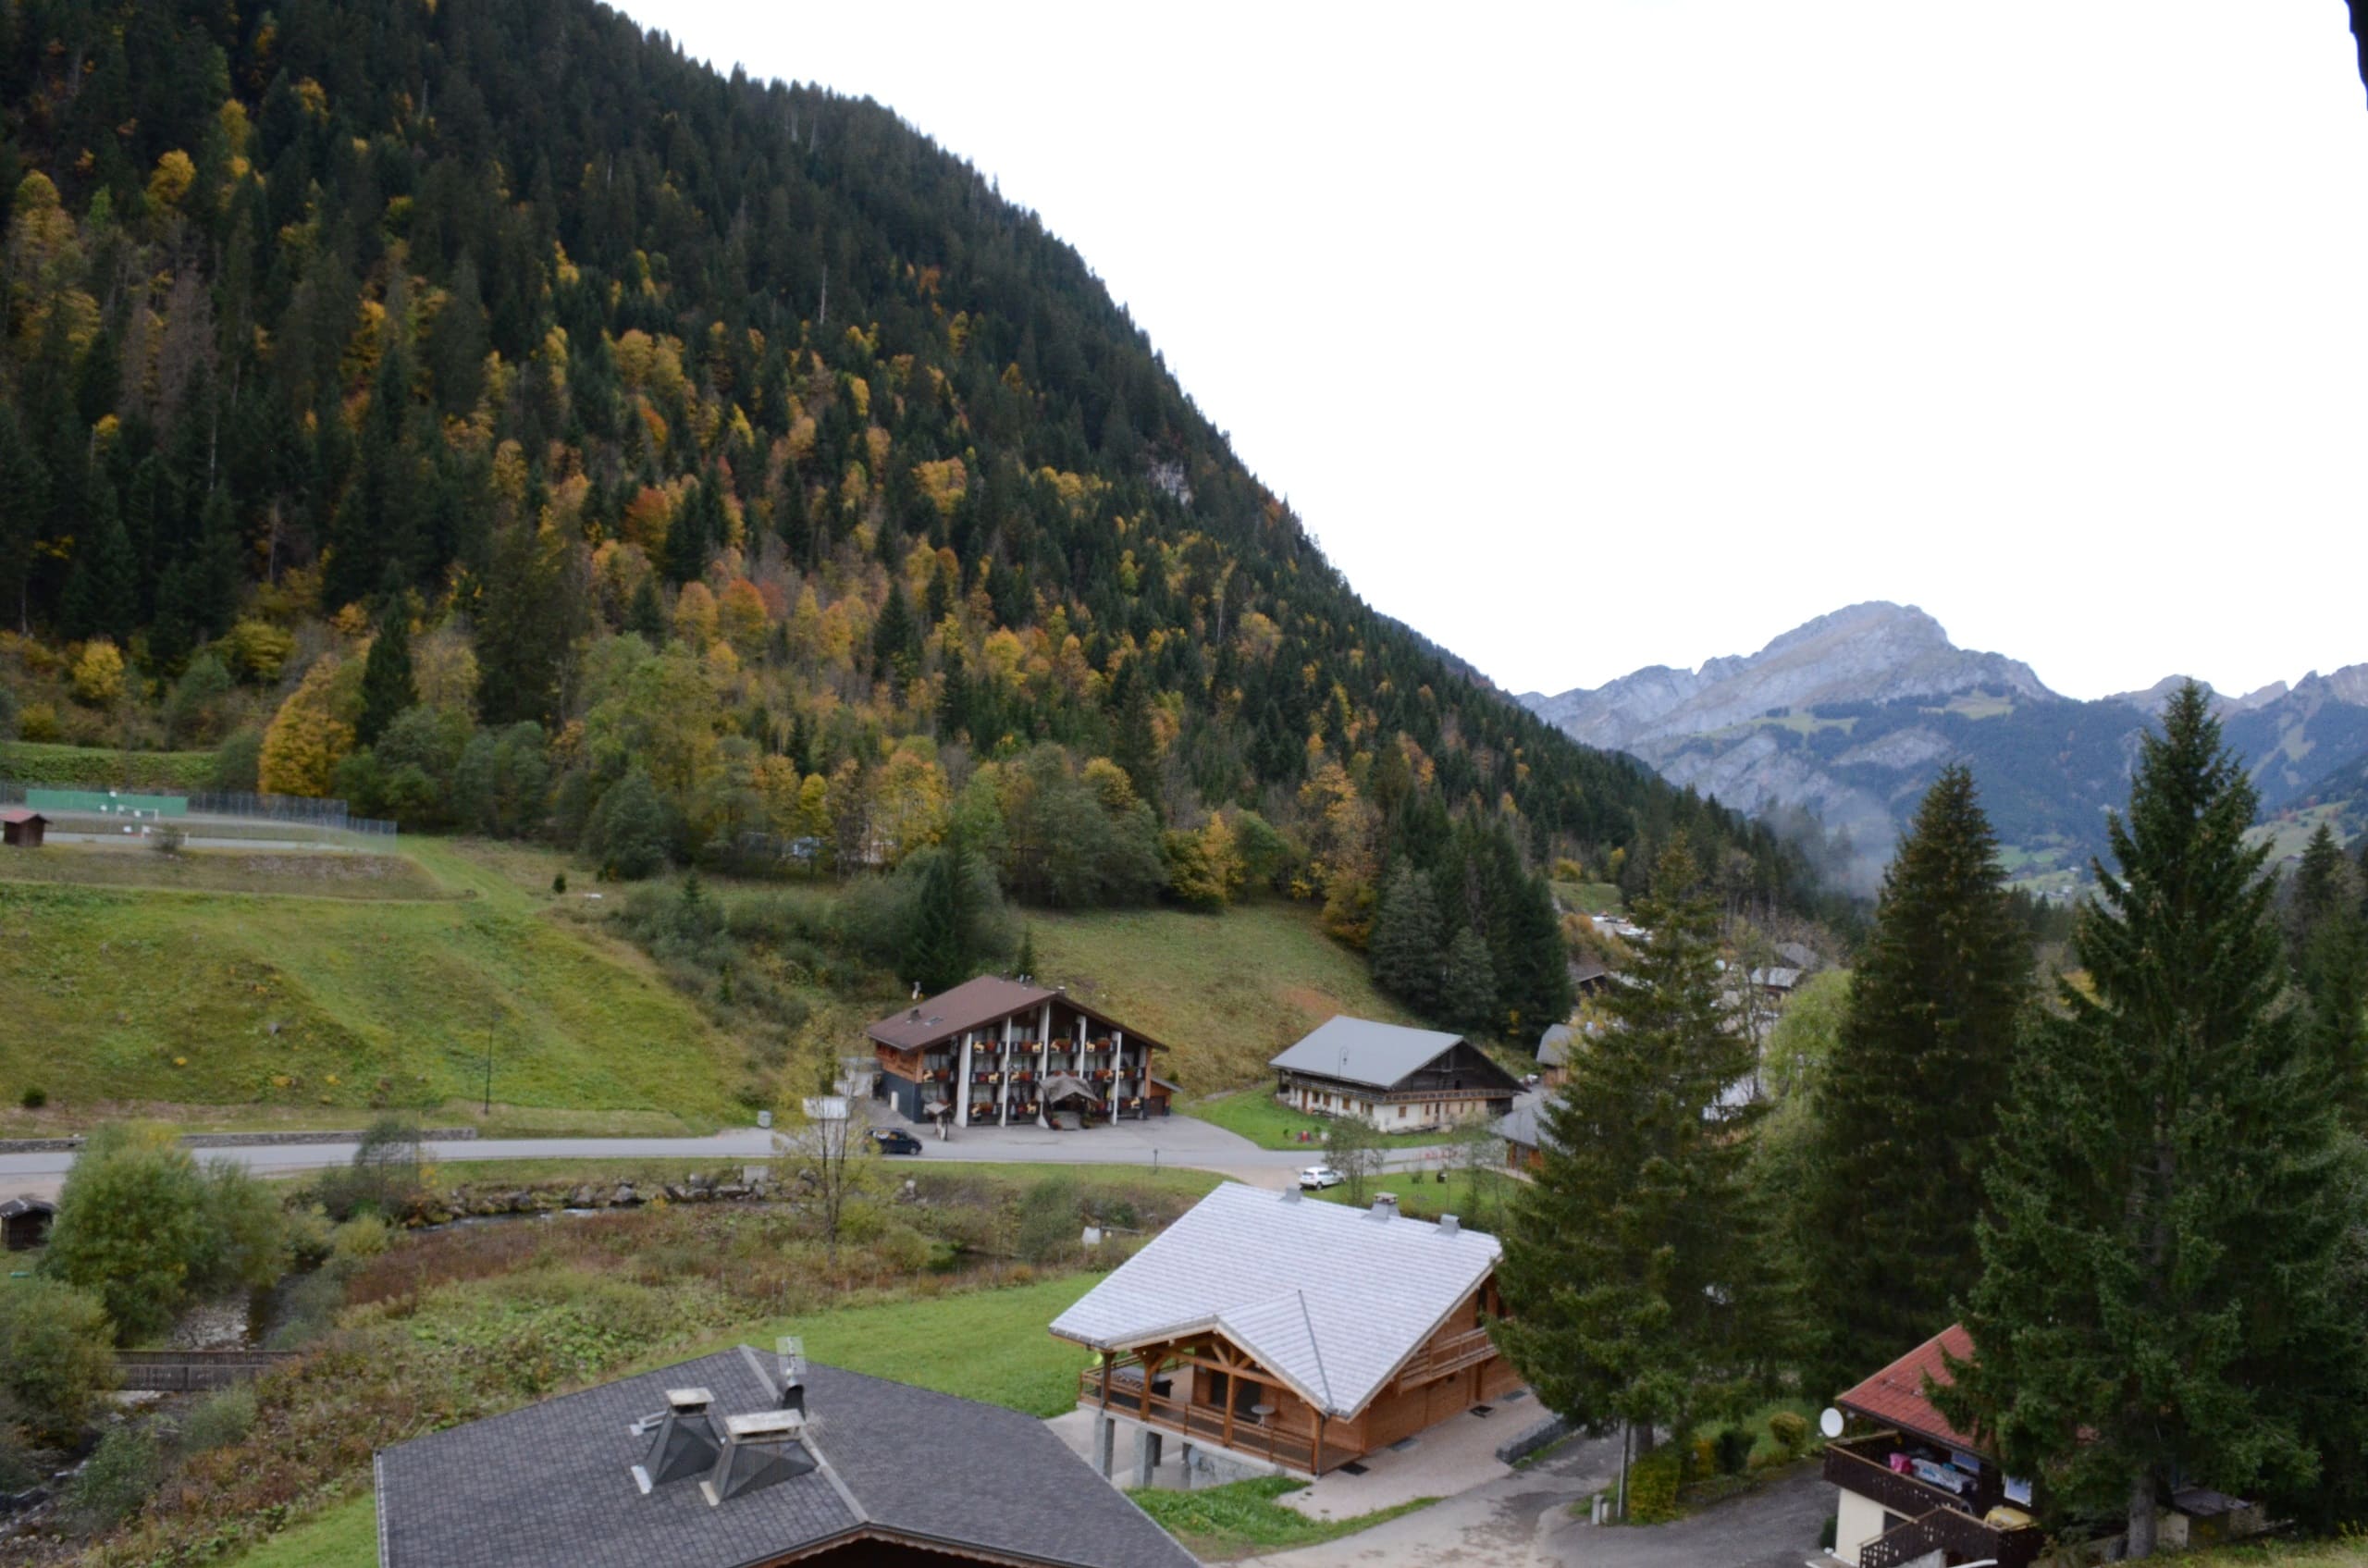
1823,1325 -> 2043,1568
1,809 -> 47,848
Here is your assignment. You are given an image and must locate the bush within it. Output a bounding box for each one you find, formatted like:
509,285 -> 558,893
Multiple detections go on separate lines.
1014,1176 -> 1080,1264
1625,1445 -> 1683,1524
0,1278 -> 117,1440
43,1122 -> 215,1341
177,1384 -> 256,1453
1769,1410 -> 1808,1461
18,1086 -> 43,1110
552,871 -> 567,895
68,1424 -> 160,1528
330,1214 -> 391,1262
1714,1426 -> 1755,1476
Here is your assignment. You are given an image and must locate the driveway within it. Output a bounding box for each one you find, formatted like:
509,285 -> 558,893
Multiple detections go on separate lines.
1243,1432 -> 1833,1568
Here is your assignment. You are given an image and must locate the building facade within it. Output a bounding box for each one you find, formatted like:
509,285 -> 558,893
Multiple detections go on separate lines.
867,976 -> 1171,1130
1270,1016 -> 1523,1131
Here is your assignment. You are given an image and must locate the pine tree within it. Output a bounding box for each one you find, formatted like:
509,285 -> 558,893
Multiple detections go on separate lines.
60,480 -> 137,642
903,833 -> 978,994
1937,685 -> 2368,1548
1799,764 -> 2031,1389
1369,859 -> 1444,1011
1494,837 -> 1783,1457
624,573 -> 668,642
1015,924 -> 1038,982
2288,824 -> 2368,1128
356,608 -> 417,747
1439,928 -> 1498,1033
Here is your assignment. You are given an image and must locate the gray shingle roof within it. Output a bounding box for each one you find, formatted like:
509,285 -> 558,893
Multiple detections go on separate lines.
0,1196 -> 56,1218
1536,1023 -> 1575,1067
1495,1094 -> 1557,1154
1049,1183 -> 1500,1419
376,1350 -> 1199,1568
1268,1015 -> 1469,1090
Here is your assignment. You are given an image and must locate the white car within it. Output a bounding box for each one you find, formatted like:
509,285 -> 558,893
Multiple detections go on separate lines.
1298,1165 -> 1344,1191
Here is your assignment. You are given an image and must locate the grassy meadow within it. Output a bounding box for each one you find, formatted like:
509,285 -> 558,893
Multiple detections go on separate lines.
0,838 -> 749,1130
1028,897 -> 1419,1093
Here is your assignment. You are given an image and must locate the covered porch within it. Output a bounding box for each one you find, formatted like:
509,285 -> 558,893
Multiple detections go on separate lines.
1080,1343 -> 1325,1475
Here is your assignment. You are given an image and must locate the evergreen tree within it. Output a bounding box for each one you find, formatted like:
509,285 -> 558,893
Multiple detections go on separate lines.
475,517 -> 580,728
1494,838 -> 1783,1458
624,573 -> 668,642
1937,685 -> 2368,1549
1369,859 -> 1444,1011
903,833 -> 979,994
60,480 -> 136,643
356,607 -> 417,747
1015,923 -> 1037,982
1439,927 -> 1498,1033
870,581 -> 918,695
1799,764 -> 2031,1389
1111,661 -> 1160,809
2288,825 -> 2368,1128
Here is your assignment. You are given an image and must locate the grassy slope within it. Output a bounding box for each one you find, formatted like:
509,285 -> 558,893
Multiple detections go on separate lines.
1029,898 -> 1422,1094
1130,1476 -> 1437,1562
0,738 -> 217,790
0,839 -> 747,1129
1190,1088 -> 1463,1151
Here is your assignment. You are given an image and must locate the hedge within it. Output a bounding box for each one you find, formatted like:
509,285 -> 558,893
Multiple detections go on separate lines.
0,741 -> 218,792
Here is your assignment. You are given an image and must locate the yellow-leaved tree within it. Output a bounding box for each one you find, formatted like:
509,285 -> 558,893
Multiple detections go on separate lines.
259,655 -> 356,796
69,640 -> 126,706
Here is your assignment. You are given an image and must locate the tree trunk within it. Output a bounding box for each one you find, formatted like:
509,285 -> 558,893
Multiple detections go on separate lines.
2127,1469 -> 2157,1558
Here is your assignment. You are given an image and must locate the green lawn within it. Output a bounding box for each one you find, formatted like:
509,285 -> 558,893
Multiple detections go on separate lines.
1129,1475 -> 1437,1562
689,1271 -> 1105,1417
1310,1167 -> 1515,1226
224,1491 -> 376,1568
0,839 -> 747,1129
0,842 -> 450,900
1030,898 -> 1420,1093
1189,1088 -> 1463,1151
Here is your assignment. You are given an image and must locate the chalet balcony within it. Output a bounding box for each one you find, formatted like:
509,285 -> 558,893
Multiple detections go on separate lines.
1824,1438 -> 2044,1568
1079,1359 -> 1317,1475
1395,1325 -> 1497,1388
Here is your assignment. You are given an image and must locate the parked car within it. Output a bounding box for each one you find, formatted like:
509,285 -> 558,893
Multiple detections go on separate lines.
1298,1165 -> 1343,1191
870,1129 -> 923,1155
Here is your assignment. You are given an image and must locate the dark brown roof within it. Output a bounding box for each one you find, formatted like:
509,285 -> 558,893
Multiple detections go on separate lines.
866,976 -> 1167,1055
1836,1323 -> 1982,1453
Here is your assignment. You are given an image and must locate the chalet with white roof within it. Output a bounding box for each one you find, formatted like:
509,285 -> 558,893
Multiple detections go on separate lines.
1052,1181 -> 1523,1480
1268,1016 -> 1523,1131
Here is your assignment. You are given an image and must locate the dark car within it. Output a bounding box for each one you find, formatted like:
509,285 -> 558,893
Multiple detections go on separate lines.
870,1129 -> 923,1155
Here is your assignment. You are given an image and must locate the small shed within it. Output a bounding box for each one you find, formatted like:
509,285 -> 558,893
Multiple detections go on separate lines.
1,809 -> 48,848
1,1194 -> 56,1251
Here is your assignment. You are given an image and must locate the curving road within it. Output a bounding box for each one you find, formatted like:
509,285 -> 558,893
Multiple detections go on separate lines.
0,1114 -> 1457,1201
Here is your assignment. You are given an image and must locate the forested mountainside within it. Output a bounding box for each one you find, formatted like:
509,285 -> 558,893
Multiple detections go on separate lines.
0,0 -> 1820,1030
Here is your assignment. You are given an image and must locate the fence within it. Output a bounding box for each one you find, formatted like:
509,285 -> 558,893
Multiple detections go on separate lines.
0,781 -> 396,838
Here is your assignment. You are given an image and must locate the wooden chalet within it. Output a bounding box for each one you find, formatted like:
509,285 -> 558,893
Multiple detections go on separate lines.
1269,1016 -> 1522,1132
1,1194 -> 55,1251
1825,1325 -> 2045,1568
1,809 -> 47,848
1493,1096 -> 1551,1175
1052,1182 -> 1521,1480
866,976 -> 1172,1130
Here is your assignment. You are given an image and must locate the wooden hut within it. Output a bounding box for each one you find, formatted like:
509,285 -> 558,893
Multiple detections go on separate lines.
1,809 -> 48,847
1,1195 -> 56,1251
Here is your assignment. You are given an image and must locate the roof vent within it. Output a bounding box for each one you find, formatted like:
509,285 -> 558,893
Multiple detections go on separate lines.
700,1411 -> 818,1506
909,1007 -> 922,1021
1280,1184 -> 1302,1204
631,1388 -> 722,1494
1369,1195 -> 1398,1221
1439,1214 -> 1461,1236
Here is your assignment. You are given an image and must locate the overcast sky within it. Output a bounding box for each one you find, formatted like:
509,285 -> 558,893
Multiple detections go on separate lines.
627,1 -> 2366,702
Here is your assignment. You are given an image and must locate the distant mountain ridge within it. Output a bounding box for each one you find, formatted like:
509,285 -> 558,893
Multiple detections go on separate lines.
1519,603 -> 2368,888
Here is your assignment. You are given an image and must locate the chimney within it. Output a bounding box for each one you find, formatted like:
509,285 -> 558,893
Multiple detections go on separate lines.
781,1378 -> 806,1417
1280,1184 -> 1301,1204
1369,1195 -> 1397,1221
909,1006 -> 921,1021
1439,1214 -> 1461,1236
701,1410 -> 819,1506
631,1387 -> 722,1494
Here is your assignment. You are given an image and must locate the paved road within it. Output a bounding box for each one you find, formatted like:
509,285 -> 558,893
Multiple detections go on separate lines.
1245,1431 -> 1834,1568
1,1115 -> 1457,1196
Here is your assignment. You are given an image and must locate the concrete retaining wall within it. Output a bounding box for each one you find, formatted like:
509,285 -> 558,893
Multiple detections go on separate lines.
1497,1414 -> 1572,1465
0,1128 -> 479,1154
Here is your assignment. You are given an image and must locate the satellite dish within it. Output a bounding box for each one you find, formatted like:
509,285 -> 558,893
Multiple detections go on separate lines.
1819,1407 -> 1844,1439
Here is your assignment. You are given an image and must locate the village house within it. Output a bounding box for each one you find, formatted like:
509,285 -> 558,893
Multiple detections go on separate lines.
865,976 -> 1173,1131
1826,1326 -> 2266,1566
1269,1016 -> 1523,1131
372,1346 -> 1200,1568
1493,1097 -> 1551,1176
1052,1182 -> 1522,1482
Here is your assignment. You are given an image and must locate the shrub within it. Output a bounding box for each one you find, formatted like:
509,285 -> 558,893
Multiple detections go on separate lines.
330,1213 -> 391,1262
177,1384 -> 256,1453
1625,1446 -> 1683,1524
68,1424 -> 160,1528
1714,1426 -> 1755,1475
18,1086 -> 44,1110
1769,1410 -> 1808,1461
43,1122 -> 215,1340
151,824 -> 186,856
0,1278 -> 116,1440
552,871 -> 567,895
1014,1176 -> 1080,1264
18,700 -> 58,742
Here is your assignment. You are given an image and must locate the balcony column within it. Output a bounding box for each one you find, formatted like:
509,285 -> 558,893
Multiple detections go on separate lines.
1000,1016 -> 1014,1127
1096,1413 -> 1115,1479
956,1032 -> 972,1128
1135,1428 -> 1159,1487
1178,1440 -> 1194,1490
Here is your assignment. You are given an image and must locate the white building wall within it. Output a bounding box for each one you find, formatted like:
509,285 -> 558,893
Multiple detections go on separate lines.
1834,1486 -> 1891,1567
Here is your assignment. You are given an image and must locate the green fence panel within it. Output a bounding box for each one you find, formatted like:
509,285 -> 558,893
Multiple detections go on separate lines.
26,787 -> 190,817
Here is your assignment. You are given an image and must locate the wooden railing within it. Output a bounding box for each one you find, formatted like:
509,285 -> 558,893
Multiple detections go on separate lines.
1079,1363 -> 1316,1474
1397,1326 -> 1497,1388
1823,1440 -> 1984,1521
1859,1506 -> 2047,1568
